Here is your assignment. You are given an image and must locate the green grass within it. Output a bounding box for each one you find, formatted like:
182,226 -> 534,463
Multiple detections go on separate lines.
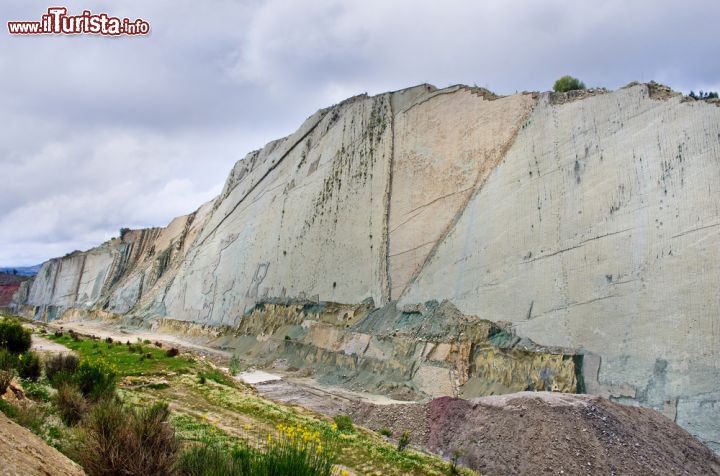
41,331 -> 475,475
198,368 -> 236,387
48,334 -> 195,376
182,375 -> 472,475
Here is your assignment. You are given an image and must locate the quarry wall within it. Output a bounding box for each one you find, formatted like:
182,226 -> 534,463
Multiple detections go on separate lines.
15,83 -> 720,451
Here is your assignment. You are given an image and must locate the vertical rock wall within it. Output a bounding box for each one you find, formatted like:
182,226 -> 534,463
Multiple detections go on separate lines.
16,83 -> 720,450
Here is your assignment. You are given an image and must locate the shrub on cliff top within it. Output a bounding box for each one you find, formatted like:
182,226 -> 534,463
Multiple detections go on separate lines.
553,75 -> 586,92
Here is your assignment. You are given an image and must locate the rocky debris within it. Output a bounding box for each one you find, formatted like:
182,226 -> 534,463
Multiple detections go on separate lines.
0,412 -> 85,476
348,392 -> 720,476
547,87 -> 610,104
646,81 -> 682,100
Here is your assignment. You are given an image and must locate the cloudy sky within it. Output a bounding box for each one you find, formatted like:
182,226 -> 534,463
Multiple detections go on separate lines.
1,0 -> 718,266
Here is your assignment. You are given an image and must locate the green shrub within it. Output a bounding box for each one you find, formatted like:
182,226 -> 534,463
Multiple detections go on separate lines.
16,351 -> 41,381
12,404 -> 46,435
0,369 -> 13,395
378,427 -> 392,437
0,398 -> 18,418
0,349 -> 17,371
198,369 -> 234,387
74,359 -> 117,400
178,441 -> 251,476
553,75 -> 586,92
78,400 -> 179,476
56,383 -> 88,426
397,430 -> 411,452
449,449 -> 462,475
689,90 -> 719,100
45,354 -> 79,384
332,415 -> 354,432
23,380 -> 50,402
228,355 -> 241,375
0,318 -> 31,353
0,398 -> 46,434
178,423 -> 335,476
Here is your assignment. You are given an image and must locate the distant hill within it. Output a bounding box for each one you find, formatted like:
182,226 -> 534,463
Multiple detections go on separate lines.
0,265 -> 41,277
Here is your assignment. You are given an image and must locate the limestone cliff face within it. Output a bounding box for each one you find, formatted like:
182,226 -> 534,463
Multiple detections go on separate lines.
16,83 -> 720,451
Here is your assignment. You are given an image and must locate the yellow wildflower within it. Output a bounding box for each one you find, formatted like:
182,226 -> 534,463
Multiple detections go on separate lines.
331,423 -> 338,432
316,444 -> 323,455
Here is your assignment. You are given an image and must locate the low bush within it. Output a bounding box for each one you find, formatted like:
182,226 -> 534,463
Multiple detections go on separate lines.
397,430 -> 411,451
74,359 -> 117,400
333,415 -> 354,432
16,351 -> 41,381
12,404 -> 47,435
23,380 -> 51,402
553,75 -> 585,93
378,427 -> 392,437
179,441 -> 252,476
0,398 -> 18,417
45,353 -> 79,382
228,355 -> 241,375
0,369 -> 13,395
178,423 -> 335,476
0,349 -> 16,370
0,398 -> 46,435
166,347 -> 179,358
56,383 -> 88,426
78,400 -> 179,476
0,318 -> 31,353
198,369 -> 234,387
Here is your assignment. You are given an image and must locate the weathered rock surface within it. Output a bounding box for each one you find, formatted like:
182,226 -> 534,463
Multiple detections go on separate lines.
13,82 -> 720,451
0,412 -> 85,476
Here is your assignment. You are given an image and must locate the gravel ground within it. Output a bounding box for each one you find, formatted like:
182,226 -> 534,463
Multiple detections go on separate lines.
348,392 -> 720,476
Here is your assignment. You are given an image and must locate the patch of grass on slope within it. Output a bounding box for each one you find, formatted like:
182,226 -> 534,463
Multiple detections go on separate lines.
47,332 -> 475,475
48,334 -> 195,376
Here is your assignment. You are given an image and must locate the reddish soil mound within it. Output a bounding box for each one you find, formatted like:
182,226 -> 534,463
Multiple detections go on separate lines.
349,392 -> 720,476
0,272 -> 26,306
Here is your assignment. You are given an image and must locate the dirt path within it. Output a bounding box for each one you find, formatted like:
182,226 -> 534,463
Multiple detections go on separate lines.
31,334 -> 74,354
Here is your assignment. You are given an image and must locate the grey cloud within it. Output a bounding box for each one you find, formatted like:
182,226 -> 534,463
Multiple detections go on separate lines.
1,0 -> 719,265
